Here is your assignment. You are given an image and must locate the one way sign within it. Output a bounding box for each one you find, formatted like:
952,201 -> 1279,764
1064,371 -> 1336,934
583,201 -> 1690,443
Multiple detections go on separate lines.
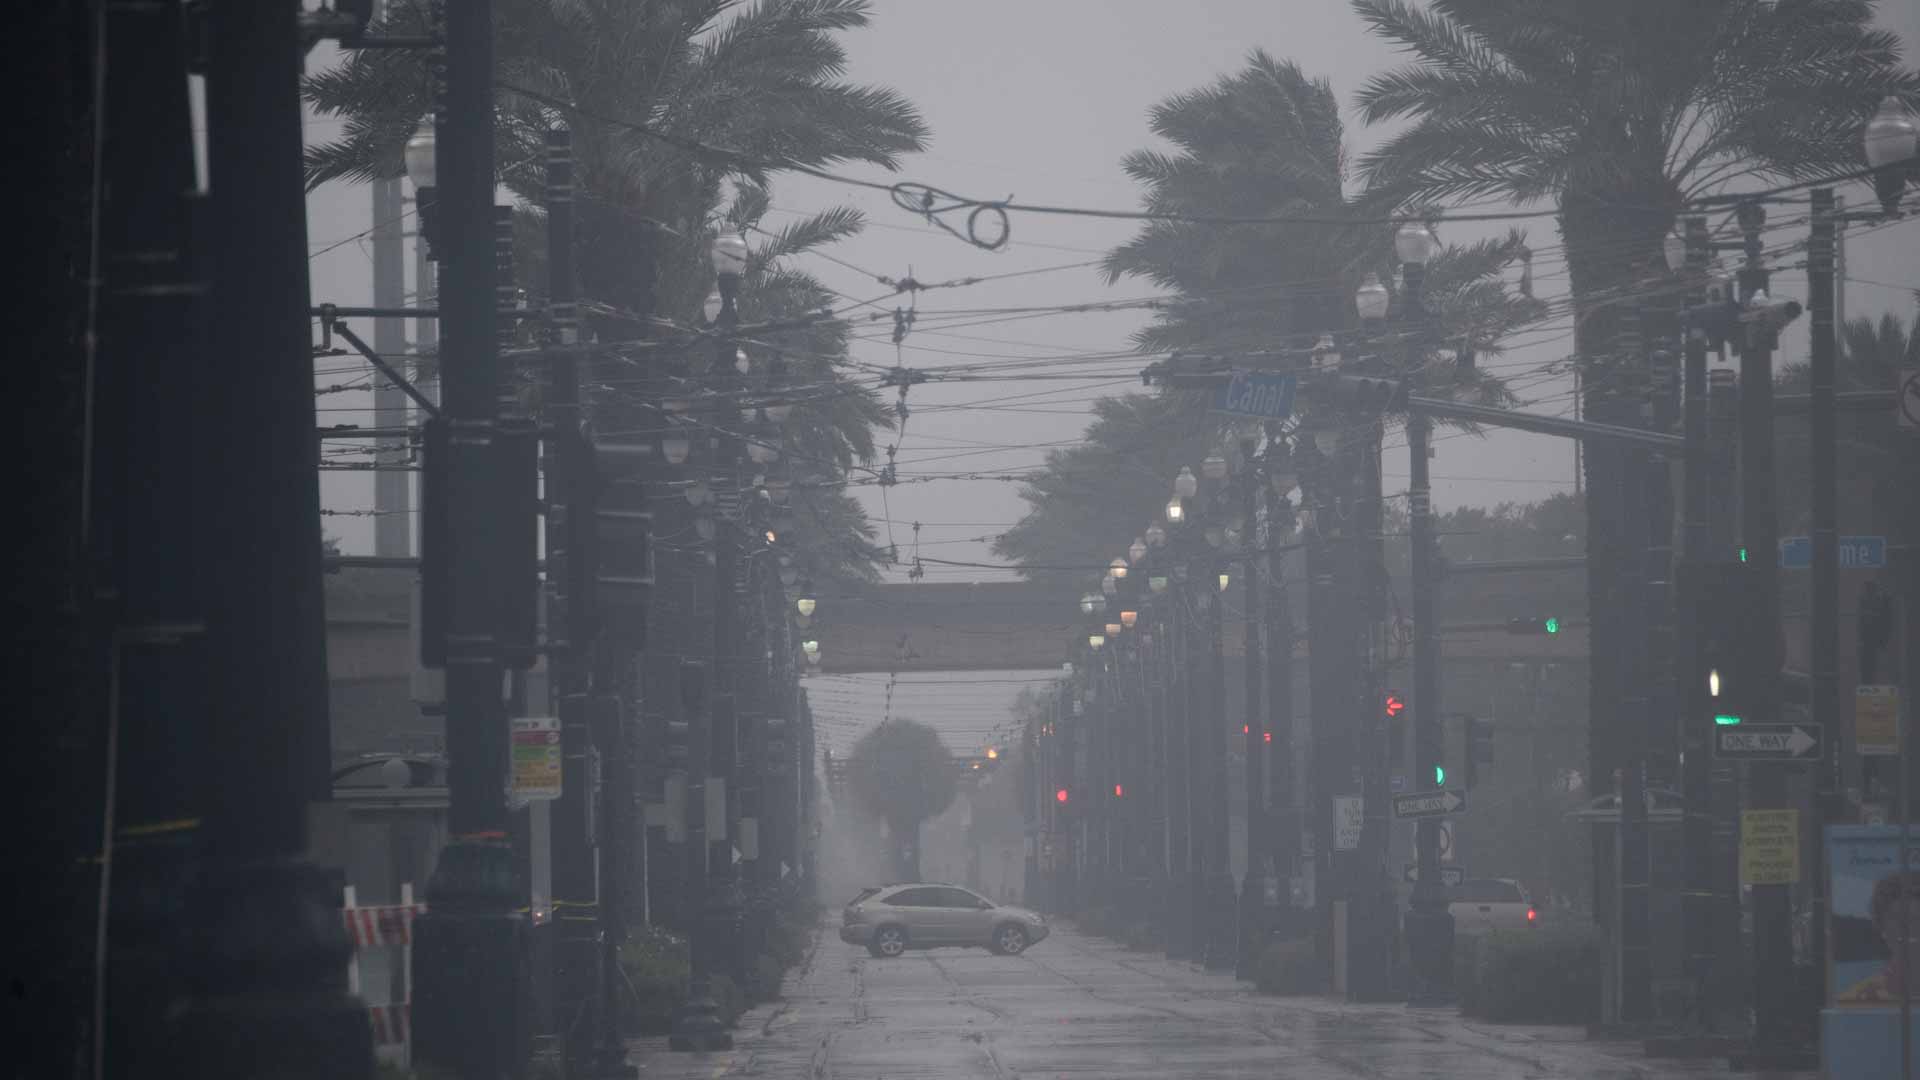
1392,789 -> 1467,819
1713,723 -> 1825,762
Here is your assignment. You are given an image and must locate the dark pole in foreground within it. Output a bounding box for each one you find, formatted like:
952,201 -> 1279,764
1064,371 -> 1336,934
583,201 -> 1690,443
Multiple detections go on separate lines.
1264,446 -> 1299,937
1805,188 -> 1839,991
413,0 -> 531,1074
1404,410 -> 1453,1005
180,1 -> 369,1074
1677,215 -> 1717,1025
1735,201 -> 1795,1059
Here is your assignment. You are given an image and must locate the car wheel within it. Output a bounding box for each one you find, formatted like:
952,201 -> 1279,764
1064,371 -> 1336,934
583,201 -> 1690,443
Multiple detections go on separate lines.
872,925 -> 908,958
991,924 -> 1029,956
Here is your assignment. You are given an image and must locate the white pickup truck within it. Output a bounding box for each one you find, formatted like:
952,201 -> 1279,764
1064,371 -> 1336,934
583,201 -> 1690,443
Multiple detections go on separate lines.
1448,877 -> 1538,935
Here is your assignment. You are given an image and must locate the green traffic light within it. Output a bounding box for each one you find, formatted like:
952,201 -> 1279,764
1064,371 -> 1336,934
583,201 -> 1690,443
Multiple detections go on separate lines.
1544,616 -> 1559,635
1738,547 -> 1749,562
1434,765 -> 1446,785
1714,714 -> 1743,726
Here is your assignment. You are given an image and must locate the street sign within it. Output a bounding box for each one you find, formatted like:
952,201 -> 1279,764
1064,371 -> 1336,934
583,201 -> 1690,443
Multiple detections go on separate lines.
1210,371 -> 1297,421
1899,367 -> 1920,431
1778,535 -> 1886,569
1393,789 -> 1467,819
1333,796 -> 1364,851
510,716 -> 562,800
1403,864 -> 1466,887
1712,723 -> 1825,762
1390,773 -> 1407,794
1740,809 -> 1800,886
1856,685 -> 1902,757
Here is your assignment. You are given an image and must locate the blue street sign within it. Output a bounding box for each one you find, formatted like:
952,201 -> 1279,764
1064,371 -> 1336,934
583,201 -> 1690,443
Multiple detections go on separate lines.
1778,535 -> 1886,570
1210,372 -> 1297,421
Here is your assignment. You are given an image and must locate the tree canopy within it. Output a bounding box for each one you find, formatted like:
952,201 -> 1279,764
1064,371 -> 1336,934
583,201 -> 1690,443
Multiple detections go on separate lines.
847,718 -> 958,845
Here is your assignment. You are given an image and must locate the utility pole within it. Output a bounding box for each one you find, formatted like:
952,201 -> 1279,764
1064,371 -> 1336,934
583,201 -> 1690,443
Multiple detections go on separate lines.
371,171 -> 410,554
1302,433 -> 1347,976
1805,188 -> 1840,991
1735,200 -> 1795,1061
1677,214 -> 1717,1025
1617,296 -> 1653,1025
1264,443 -> 1299,938
1164,537 -> 1194,959
1405,410 -> 1453,1004
182,1 -> 370,1075
412,0 -> 531,1074
1236,439 -> 1268,980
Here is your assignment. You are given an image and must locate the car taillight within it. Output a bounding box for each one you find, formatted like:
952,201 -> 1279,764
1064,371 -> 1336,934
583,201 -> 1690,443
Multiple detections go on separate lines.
1526,908 -> 1537,922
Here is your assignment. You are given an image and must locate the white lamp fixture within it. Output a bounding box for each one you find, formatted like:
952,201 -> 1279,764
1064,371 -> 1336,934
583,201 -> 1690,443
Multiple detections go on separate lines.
1218,572 -> 1231,592
1394,221 -> 1437,265
1149,574 -> 1168,594
1129,537 -> 1147,564
1202,454 -> 1228,482
1355,272 -> 1391,322
1104,622 -> 1123,637
1120,609 -> 1138,628
1173,465 -> 1198,498
1311,332 -> 1341,371
1166,496 -> 1185,523
1080,592 -> 1101,616
1662,231 -> 1688,274
1101,575 -> 1117,597
661,431 -> 692,466
1108,557 -> 1128,580
403,119 -> 437,188
1204,525 -> 1225,549
710,233 -> 750,277
702,289 -> 723,325
1088,633 -> 1106,649
1864,95 -> 1919,168
796,596 -> 817,617
1146,523 -> 1167,548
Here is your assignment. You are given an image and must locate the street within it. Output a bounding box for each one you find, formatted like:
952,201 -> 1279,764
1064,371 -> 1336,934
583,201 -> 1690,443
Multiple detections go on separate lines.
625,922 -> 1806,1079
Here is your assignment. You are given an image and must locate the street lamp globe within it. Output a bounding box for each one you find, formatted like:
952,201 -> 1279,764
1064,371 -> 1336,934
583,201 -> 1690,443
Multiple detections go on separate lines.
1204,525 -> 1224,549
1218,572 -> 1231,592
1201,454 -> 1229,482
1101,574 -> 1117,597
1129,537 -> 1148,564
1104,622 -> 1123,637
1393,221 -> 1436,265
796,596 -> 817,617
735,348 -> 752,375
1165,496 -> 1185,523
702,288 -> 723,325
1311,332 -> 1341,371
661,429 -> 692,466
1865,95 -> 1919,168
1146,523 -> 1167,548
1662,230 -> 1688,274
1080,592 -> 1101,615
1173,465 -> 1198,498
1149,574 -> 1168,594
1355,272 -> 1391,322
1120,609 -> 1138,628
1061,661 -> 1074,677
1109,557 -> 1129,580
1088,633 -> 1106,649
403,118 -> 437,189
710,233 -> 750,278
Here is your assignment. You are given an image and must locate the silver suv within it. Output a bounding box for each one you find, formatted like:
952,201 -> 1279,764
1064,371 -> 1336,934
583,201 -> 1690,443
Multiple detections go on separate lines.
839,883 -> 1049,958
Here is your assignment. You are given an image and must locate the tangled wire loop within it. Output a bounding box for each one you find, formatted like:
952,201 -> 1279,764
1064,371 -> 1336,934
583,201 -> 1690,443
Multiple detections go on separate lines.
890,182 -> 1013,252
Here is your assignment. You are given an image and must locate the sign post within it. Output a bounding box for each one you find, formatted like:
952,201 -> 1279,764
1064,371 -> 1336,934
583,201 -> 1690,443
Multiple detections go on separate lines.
1392,789 -> 1467,820
1713,723 -> 1826,762
1740,809 -> 1800,886
509,716 -> 562,801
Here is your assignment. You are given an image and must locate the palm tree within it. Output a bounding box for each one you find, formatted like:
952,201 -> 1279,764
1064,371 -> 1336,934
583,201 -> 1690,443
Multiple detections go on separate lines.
1775,307 -> 1916,535
997,52 -> 1542,579
304,0 -> 928,582
1350,0 -> 1916,794
848,719 -> 957,881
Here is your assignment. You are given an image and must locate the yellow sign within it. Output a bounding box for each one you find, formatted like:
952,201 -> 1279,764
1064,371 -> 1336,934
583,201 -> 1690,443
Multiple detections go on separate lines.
1855,685 -> 1902,757
1740,809 -> 1800,886
510,716 -> 562,800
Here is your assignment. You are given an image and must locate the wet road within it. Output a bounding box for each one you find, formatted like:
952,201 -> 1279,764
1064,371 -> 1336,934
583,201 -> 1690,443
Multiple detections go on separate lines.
627,922 -> 1806,1079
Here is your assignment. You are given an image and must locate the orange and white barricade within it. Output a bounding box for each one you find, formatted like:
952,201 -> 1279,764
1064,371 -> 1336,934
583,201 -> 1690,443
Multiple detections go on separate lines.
343,884 -> 427,1067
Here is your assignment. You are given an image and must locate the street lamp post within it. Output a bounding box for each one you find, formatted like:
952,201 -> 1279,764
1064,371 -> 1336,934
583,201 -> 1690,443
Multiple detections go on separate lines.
1162,475 -> 1196,960
1196,455 -> 1239,971
1235,437 -> 1271,979
1397,224 -> 1456,1007
671,233 -> 750,1053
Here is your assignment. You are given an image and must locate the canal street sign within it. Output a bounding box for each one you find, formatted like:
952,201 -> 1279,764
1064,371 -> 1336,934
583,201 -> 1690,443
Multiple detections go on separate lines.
1778,535 -> 1886,569
1210,371 -> 1297,421
1712,723 -> 1825,762
1404,864 -> 1466,887
1392,789 -> 1467,819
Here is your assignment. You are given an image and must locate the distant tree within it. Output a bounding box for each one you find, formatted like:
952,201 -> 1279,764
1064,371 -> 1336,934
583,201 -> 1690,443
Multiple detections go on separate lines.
1775,307 -> 1916,537
847,719 -> 957,881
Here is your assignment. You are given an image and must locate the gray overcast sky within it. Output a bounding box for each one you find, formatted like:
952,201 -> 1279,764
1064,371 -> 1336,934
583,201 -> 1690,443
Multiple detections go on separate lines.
304,1 -> 1920,736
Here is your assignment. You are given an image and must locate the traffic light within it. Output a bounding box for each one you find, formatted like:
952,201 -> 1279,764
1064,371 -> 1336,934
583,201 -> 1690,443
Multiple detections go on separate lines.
1465,714 -> 1493,788
1505,616 -> 1561,635
1315,373 -> 1407,413
1383,690 -> 1407,719
1055,788 -> 1070,805
1113,783 -> 1124,798
1684,560 -> 1764,731
587,438 -> 654,644
763,714 -> 791,776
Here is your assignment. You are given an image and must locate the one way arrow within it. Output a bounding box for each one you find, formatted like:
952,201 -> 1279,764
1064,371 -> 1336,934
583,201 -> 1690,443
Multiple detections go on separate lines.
1713,722 -> 1826,761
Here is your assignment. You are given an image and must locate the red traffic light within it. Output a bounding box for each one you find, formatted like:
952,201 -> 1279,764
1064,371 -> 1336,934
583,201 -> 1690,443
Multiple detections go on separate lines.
1055,788 -> 1069,804
1113,783 -> 1124,798
1263,731 -> 1273,744
1384,691 -> 1407,718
